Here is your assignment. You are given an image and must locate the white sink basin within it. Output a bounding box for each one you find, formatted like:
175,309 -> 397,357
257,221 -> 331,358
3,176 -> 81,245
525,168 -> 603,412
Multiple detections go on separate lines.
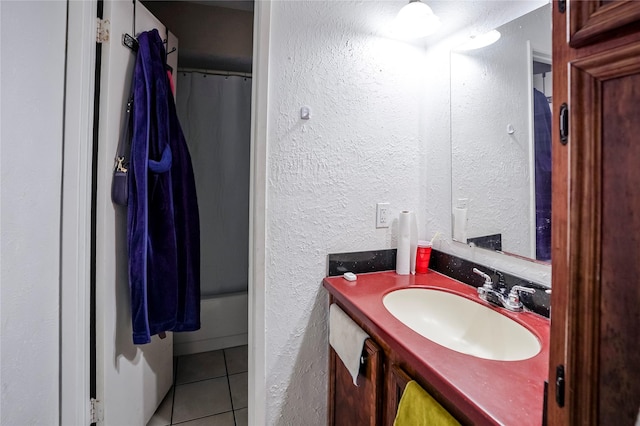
382,288 -> 541,361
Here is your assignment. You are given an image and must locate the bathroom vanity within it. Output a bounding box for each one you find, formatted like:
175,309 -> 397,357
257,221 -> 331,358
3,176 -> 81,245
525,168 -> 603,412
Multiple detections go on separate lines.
324,271 -> 550,425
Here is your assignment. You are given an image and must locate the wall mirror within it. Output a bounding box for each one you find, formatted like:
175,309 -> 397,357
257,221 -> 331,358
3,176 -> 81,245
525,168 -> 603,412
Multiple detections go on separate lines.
450,3 -> 552,263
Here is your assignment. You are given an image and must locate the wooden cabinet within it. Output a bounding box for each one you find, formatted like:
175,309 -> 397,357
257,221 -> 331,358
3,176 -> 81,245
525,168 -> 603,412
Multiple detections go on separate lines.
327,299 -> 462,426
548,1 -> 640,424
328,339 -> 383,426
385,365 -> 412,426
569,1 -> 640,48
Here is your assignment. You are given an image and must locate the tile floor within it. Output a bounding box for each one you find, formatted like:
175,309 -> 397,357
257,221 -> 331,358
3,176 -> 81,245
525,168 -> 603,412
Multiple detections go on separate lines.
148,345 -> 248,426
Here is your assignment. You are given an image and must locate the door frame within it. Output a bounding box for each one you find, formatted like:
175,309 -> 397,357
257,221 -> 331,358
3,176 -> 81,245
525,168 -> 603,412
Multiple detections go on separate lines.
248,1 -> 271,425
60,1 -> 271,424
60,0 -> 97,424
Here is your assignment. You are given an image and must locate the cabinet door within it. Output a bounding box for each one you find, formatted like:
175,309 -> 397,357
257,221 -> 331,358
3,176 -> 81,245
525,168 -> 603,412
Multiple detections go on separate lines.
569,1 -> 640,48
385,364 -> 412,426
329,339 -> 383,426
569,40 -> 640,426
549,1 -> 640,424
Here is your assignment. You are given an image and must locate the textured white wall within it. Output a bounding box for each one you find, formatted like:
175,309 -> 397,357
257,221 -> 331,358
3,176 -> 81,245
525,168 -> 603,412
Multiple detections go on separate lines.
451,4 -> 551,258
265,2 -> 429,423
0,1 -> 67,423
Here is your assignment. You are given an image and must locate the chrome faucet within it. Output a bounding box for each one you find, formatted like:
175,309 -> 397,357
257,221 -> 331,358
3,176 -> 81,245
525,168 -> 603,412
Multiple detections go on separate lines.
472,267 -> 493,288
472,268 -> 536,312
504,285 -> 536,312
473,268 -> 504,307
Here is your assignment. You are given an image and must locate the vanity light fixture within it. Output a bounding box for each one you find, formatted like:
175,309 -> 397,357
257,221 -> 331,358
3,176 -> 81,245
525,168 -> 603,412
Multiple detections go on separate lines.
455,29 -> 501,51
392,0 -> 441,39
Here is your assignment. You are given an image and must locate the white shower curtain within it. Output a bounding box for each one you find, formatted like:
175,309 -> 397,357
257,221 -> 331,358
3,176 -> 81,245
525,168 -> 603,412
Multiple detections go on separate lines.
176,72 -> 252,297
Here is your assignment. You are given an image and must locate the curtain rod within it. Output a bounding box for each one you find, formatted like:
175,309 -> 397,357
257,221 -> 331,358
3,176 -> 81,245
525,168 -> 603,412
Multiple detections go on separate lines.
178,67 -> 252,78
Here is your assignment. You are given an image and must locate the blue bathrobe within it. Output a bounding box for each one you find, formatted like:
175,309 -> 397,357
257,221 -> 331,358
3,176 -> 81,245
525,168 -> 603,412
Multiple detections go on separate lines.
533,88 -> 552,261
128,29 -> 200,344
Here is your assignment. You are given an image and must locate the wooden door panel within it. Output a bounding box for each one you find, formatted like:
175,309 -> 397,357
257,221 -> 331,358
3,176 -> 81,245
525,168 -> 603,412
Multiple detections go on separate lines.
599,68 -> 640,426
385,364 -> 412,426
565,41 -> 640,425
547,2 -> 570,422
329,339 -> 383,426
551,1 -> 640,424
570,1 -> 640,48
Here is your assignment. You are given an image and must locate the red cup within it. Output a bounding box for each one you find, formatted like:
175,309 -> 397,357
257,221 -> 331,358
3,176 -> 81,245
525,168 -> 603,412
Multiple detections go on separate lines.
416,241 -> 432,274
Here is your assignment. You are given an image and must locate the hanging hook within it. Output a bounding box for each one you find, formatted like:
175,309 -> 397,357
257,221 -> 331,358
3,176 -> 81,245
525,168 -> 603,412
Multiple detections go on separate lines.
122,0 -> 139,52
163,27 -> 177,57
163,27 -> 175,74
122,33 -> 139,52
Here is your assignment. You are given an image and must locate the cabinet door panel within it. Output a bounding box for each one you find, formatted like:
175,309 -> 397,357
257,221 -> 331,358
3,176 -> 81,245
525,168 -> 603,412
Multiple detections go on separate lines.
570,1 -> 640,48
565,41 -> 640,425
386,365 -> 412,426
329,339 -> 382,426
598,61 -> 640,426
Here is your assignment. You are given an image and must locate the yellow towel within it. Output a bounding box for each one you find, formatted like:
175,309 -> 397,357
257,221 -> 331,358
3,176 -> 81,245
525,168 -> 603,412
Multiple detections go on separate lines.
394,380 -> 461,426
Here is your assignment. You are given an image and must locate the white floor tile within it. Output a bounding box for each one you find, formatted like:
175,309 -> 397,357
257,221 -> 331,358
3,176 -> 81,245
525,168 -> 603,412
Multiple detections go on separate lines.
172,378 -> 232,424
224,345 -> 248,375
228,372 -> 248,410
172,411 -> 235,426
234,408 -> 248,426
176,350 -> 227,385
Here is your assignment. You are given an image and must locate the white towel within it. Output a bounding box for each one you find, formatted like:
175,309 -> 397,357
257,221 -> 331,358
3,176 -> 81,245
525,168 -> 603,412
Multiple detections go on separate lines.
329,303 -> 370,386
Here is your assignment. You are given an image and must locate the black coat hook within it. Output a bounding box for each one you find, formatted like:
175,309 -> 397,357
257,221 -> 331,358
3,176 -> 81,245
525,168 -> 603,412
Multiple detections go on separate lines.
123,33 -> 139,52
123,0 -> 138,52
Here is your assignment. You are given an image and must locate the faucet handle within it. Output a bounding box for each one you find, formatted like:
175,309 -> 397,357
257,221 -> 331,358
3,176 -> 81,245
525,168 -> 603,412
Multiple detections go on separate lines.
504,285 -> 536,312
472,268 -> 493,288
510,285 -> 536,296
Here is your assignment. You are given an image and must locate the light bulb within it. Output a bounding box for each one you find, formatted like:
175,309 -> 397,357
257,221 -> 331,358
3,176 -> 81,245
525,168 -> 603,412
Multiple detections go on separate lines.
393,1 -> 441,39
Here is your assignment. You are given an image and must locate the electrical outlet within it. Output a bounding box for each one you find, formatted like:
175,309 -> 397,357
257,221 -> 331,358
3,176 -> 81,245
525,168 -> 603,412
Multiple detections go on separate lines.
376,203 -> 390,228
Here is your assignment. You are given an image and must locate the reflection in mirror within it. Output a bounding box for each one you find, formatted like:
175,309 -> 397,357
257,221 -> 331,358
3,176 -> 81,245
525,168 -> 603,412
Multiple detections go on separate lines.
450,4 -> 551,263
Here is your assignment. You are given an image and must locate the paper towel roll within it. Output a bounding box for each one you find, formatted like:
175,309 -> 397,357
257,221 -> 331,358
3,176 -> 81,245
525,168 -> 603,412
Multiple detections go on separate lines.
397,211 -> 411,275
453,207 -> 467,243
409,211 -> 418,274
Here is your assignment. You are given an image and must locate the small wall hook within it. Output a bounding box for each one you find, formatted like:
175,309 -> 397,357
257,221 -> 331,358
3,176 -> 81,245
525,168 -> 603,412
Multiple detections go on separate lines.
300,106 -> 311,120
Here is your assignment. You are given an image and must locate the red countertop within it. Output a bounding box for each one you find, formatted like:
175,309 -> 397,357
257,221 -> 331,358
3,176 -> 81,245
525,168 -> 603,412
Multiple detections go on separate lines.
323,270 -> 550,425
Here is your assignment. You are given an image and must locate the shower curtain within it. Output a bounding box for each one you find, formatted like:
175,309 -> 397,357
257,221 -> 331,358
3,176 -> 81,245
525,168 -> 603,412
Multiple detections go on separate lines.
176,72 -> 252,297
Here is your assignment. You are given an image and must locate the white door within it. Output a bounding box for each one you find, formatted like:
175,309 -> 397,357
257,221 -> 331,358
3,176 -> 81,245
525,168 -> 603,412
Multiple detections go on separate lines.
95,1 -> 179,424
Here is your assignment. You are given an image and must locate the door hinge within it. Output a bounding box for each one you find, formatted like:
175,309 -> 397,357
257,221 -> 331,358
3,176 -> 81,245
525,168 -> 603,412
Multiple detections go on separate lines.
96,18 -> 110,44
559,103 -> 569,145
555,365 -> 565,407
90,398 -> 103,423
